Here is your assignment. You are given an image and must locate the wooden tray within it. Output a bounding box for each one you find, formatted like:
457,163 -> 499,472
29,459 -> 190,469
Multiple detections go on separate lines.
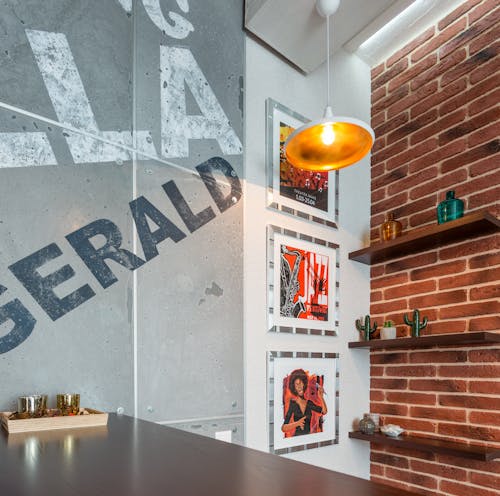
1,408 -> 108,434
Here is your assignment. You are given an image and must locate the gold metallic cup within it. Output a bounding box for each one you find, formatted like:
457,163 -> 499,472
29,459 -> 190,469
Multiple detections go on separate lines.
17,394 -> 48,418
56,393 -> 80,415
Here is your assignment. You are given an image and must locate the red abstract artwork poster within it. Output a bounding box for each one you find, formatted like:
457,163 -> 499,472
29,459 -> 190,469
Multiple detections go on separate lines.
279,244 -> 329,321
282,370 -> 326,438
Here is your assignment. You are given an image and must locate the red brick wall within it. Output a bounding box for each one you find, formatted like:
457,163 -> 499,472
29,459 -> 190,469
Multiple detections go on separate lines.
369,1 -> 499,494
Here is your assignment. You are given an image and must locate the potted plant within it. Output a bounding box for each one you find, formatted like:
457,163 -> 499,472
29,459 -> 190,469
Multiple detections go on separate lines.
381,320 -> 397,340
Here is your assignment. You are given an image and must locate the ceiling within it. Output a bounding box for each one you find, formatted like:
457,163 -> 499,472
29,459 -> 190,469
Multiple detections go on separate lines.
245,0 -> 466,72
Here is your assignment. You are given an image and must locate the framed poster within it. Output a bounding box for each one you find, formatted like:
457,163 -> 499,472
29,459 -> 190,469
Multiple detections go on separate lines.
268,351 -> 339,454
266,98 -> 338,227
267,225 -> 339,336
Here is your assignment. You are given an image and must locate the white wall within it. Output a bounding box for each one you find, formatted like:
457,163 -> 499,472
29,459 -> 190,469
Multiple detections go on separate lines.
243,37 -> 373,478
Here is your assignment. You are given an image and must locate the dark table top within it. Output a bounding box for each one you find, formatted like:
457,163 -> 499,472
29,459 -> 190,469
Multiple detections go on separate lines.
0,414 -> 419,496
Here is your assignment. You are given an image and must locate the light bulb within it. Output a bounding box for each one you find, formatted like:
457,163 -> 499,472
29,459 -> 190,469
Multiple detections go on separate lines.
321,123 -> 335,145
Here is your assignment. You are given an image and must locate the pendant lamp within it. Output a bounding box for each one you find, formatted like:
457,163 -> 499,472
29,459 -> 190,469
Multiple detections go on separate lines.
284,0 -> 374,172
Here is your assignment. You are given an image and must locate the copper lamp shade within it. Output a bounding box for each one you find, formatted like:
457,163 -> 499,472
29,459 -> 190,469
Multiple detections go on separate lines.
284,111 -> 374,172
284,0 -> 374,172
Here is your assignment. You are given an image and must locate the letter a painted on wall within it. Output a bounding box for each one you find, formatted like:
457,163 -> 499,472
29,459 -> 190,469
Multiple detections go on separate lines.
161,46 -> 242,158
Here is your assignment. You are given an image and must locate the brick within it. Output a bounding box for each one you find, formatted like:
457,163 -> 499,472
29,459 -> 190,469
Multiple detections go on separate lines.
371,378 -> 408,390
388,109 -> 439,149
470,22 -> 500,55
469,348 -> 500,362
371,451 -> 409,468
409,289 -> 467,309
470,284 -> 500,301
410,350 -> 467,364
456,169 -> 500,196
372,58 -> 409,91
469,186 -> 500,210
440,365 -> 500,379
386,391 -> 436,405
371,189 -> 408,214
469,316 -> 500,332
409,379 -> 466,393
370,390 -> 384,402
385,467 -> 438,490
383,417 -> 437,434
437,454 -> 500,474
370,366 -> 384,377
372,138 -> 408,164
413,77 -> 467,120
371,62 -> 385,80
373,87 -> 409,118
408,207 -> 440,229
371,352 -> 408,365
372,85 -> 387,104
411,260 -> 466,281
440,479 -> 500,496
372,272 -> 409,290
469,52 -> 500,84
410,108 -> 467,147
385,365 -> 436,377
411,459 -> 467,482
371,299 -> 408,315
385,280 -> 436,300
439,268 -> 500,289
410,168 -> 468,200
395,194 -> 437,221
470,472 -> 500,492
469,252 -> 500,270
387,26 -> 435,67
388,138 -> 438,172
370,265 -> 385,279
440,236 -> 500,261
410,47 -> 465,91
441,47 -> 497,87
371,290 -> 383,302
426,321 -> 467,334
437,422 -> 500,442
440,301 -> 500,319
371,110 -> 386,129
468,120 -> 500,148
387,81 -> 438,120
412,18 -> 466,63
469,380 -> 500,394
385,252 -> 438,274
411,406 -> 466,422
370,402 -> 408,416
440,107 -> 499,146
469,411 -> 500,426
388,54 -> 437,93
440,73 -> 498,116
407,139 -> 467,175
440,8 -> 500,59
469,88 -> 500,117
438,1 -> 480,31
370,463 -> 384,477
438,394 -> 500,410
441,140 -> 500,174
469,0 -> 500,24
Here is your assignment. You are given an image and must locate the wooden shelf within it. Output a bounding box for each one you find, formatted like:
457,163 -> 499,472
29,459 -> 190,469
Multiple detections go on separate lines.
349,431 -> 500,461
349,211 -> 499,265
348,331 -> 500,349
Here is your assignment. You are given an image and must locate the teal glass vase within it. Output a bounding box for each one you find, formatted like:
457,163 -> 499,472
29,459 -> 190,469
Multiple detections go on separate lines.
437,190 -> 464,224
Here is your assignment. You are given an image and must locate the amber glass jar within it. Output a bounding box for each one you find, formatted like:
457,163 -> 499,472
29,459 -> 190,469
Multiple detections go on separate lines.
380,212 -> 402,241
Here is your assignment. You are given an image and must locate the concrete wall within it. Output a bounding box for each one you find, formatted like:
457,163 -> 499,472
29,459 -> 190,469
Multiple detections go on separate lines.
0,0 -> 244,439
244,37 -> 373,477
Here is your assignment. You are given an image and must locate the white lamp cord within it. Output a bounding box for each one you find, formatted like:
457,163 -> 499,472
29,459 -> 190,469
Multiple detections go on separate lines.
326,14 -> 331,108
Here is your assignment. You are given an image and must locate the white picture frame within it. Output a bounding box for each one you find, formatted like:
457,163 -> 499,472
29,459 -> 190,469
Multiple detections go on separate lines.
266,98 -> 339,227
